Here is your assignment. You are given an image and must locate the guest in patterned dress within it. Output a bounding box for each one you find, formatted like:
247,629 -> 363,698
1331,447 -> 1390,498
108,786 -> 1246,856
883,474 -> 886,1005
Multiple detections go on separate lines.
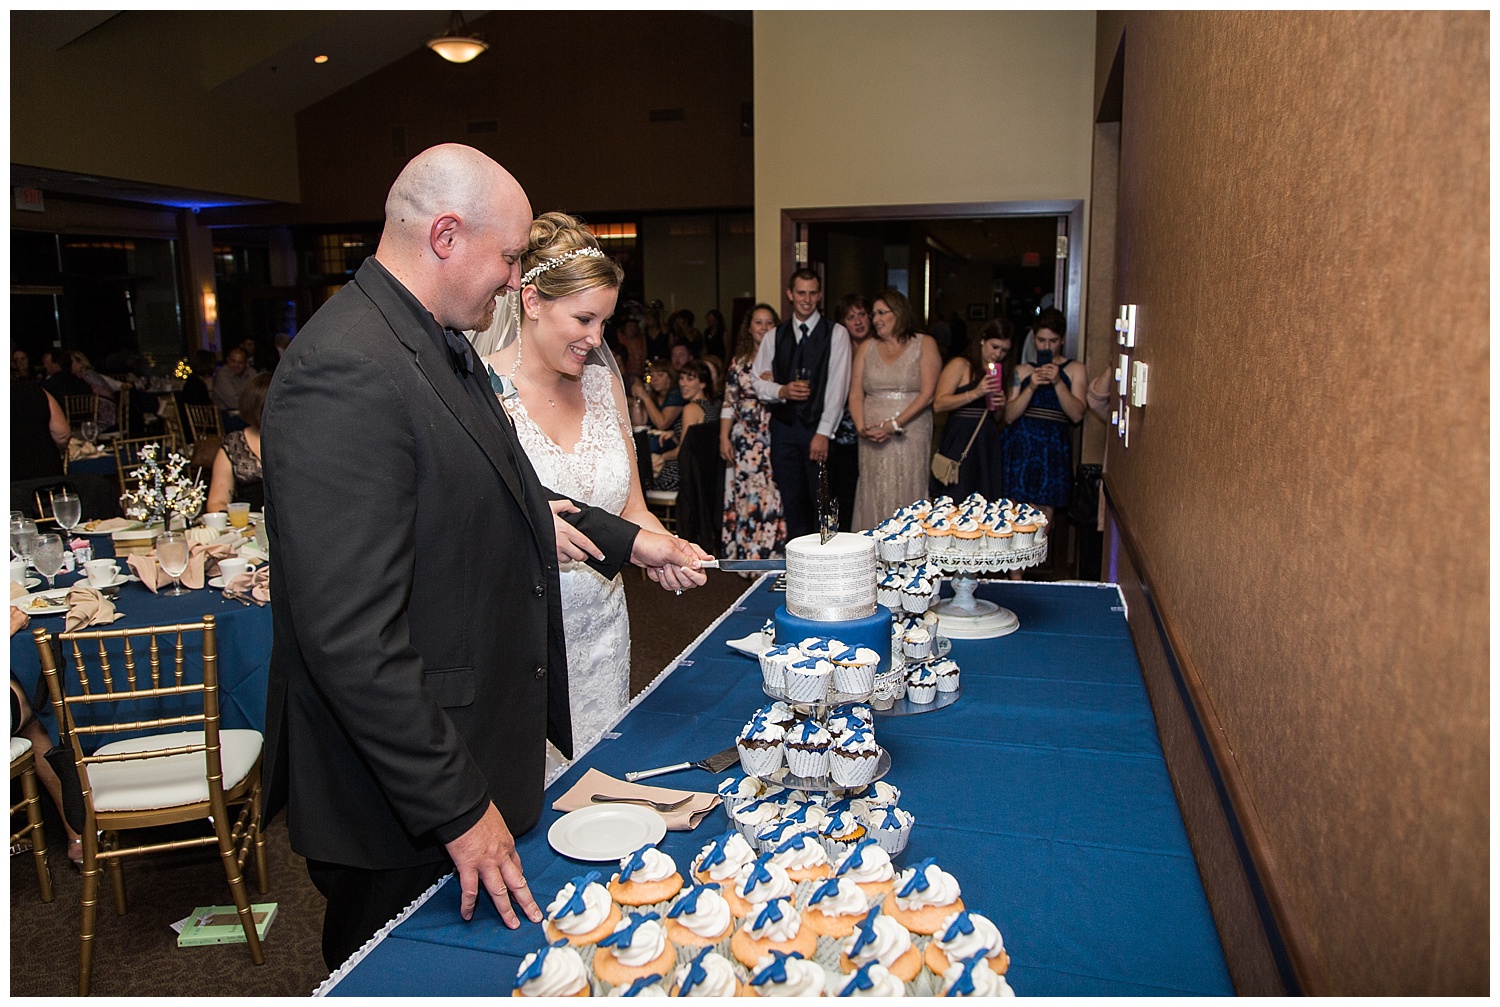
207,372 -> 270,512
1002,307 -> 1088,518
719,304 -> 786,559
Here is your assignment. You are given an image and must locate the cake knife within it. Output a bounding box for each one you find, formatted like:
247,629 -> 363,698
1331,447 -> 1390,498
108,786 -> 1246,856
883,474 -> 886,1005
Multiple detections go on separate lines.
694,558 -> 786,572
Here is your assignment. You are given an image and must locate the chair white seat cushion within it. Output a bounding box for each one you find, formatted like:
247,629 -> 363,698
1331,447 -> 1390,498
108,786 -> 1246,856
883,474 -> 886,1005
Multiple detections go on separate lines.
646,490 -> 678,504
11,736 -> 32,763
90,730 -> 262,812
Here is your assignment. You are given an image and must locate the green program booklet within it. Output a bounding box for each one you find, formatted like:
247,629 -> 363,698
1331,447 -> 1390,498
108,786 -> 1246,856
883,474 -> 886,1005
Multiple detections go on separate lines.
176,903 -> 277,947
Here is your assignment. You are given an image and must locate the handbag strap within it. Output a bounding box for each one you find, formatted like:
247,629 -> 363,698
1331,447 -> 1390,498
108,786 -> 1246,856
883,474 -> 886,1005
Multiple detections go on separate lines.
954,406 -> 987,463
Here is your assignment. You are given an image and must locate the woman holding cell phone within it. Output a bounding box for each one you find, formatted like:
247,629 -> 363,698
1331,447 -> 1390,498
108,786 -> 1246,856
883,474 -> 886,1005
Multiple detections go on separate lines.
1003,308 -> 1089,531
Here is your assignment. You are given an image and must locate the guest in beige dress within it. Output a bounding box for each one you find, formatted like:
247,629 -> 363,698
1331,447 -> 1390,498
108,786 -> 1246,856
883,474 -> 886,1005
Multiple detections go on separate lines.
848,288 -> 942,530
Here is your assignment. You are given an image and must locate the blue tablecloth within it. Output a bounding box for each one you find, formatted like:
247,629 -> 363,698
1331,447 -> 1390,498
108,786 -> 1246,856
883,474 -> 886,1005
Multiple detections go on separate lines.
67,455 -> 117,477
322,579 -> 1233,997
10,539 -> 271,747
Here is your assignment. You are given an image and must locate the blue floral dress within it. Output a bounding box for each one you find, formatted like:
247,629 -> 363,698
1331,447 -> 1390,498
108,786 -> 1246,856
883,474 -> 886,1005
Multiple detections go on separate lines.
1002,364 -> 1077,509
721,357 -> 786,558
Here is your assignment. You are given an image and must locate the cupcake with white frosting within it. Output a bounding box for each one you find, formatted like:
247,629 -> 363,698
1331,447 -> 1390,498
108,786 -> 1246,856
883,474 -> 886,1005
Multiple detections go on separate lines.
609,845 -> 685,907
885,859 -> 965,935
832,837 -> 897,899
543,871 -> 623,948
830,644 -> 880,696
877,532 -> 907,564
832,960 -> 907,998
759,643 -> 801,691
725,852 -> 797,918
930,657 -> 961,693
604,973 -> 668,997
717,775 -> 765,812
663,882 -> 735,949
924,909 -> 1010,975
746,950 -> 827,997
939,955 -> 1015,997
828,726 -> 882,788
782,655 -> 833,704
731,796 -> 789,846
691,831 -> 757,887
668,947 -> 744,997
766,830 -> 832,882
906,666 -> 937,705
817,808 -> 869,861
865,805 -> 914,856
900,575 -> 933,614
877,572 -> 903,611
731,897 -> 818,968
594,911 -> 678,989
737,715 -> 786,776
796,636 -> 838,660
783,719 -> 833,779
902,626 -> 932,661
753,818 -> 807,856
513,939 -> 592,997
852,781 -> 901,814
801,875 -> 871,939
838,905 -> 921,982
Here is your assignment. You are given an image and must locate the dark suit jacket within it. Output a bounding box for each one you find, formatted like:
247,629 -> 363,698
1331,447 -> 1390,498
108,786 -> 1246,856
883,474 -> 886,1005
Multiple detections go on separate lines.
261,259 -> 639,870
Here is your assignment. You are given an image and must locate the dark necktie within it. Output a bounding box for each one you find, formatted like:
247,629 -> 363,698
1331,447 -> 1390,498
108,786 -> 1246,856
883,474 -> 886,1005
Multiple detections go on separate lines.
792,322 -> 809,376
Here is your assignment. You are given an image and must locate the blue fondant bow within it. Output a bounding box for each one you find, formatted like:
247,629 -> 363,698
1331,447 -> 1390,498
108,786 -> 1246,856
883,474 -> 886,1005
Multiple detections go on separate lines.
942,910 -> 976,942
679,947 -> 714,995
945,954 -> 986,996
516,938 -> 568,984
748,949 -> 802,987
836,837 -> 880,874
848,905 -> 883,957
622,974 -> 664,996
840,961 -> 880,994
898,858 -> 937,898
619,845 -> 654,882
556,871 -> 602,917
809,877 -> 844,906
598,911 -> 659,948
668,882 -> 719,918
751,897 -> 787,931
698,832 -> 735,870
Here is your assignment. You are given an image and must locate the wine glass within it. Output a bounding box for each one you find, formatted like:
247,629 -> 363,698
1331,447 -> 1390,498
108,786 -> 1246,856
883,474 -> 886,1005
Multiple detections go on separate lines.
32,534 -> 64,591
80,420 -> 99,445
157,531 -> 190,597
51,490 -> 82,538
11,518 -> 37,568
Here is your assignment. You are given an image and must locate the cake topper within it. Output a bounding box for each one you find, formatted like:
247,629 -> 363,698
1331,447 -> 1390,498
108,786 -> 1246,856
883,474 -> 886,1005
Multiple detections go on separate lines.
818,461 -> 837,543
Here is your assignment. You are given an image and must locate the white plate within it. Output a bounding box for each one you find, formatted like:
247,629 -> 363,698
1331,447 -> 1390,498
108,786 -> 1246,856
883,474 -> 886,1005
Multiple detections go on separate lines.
79,520 -> 144,536
726,633 -> 770,659
547,804 -> 666,861
19,587 -> 70,616
11,576 -> 42,590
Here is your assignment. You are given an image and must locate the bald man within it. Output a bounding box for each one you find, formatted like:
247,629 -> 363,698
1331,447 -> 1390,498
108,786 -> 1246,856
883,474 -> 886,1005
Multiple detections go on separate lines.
261,144 -> 706,969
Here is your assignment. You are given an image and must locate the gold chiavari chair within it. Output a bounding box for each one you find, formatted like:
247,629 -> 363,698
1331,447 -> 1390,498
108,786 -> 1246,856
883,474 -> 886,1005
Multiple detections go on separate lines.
112,436 -> 163,496
63,393 -> 98,430
33,616 -> 267,995
10,738 -> 54,903
183,403 -> 223,445
115,385 -> 132,437
160,404 -> 189,454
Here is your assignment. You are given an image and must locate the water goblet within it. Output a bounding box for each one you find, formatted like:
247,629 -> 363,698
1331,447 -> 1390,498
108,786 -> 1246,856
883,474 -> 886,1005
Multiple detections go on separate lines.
51,490 -> 82,537
11,518 -> 38,567
80,420 -> 99,445
157,531 -> 190,597
32,534 -> 64,591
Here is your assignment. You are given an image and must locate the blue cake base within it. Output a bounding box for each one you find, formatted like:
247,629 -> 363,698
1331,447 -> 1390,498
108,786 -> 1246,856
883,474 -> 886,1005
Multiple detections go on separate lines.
773,604 -> 893,674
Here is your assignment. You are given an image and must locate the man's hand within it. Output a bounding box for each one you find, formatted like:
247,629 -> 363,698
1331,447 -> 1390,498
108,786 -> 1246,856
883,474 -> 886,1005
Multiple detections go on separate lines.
549,499 -> 604,564
779,380 -> 811,402
444,803 -> 541,927
10,605 -> 29,637
809,433 -> 830,463
632,530 -> 710,592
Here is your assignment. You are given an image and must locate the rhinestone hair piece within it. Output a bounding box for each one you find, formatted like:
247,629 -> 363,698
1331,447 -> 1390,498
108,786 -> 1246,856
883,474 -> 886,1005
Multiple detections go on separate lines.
520,246 -> 606,286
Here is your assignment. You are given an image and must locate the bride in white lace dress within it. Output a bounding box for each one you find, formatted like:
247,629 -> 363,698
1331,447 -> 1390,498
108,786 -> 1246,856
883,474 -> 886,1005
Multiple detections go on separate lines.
480,213 -> 706,775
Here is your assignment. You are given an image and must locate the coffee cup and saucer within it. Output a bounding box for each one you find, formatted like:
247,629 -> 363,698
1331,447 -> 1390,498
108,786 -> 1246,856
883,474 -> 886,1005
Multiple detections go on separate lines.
79,559 -> 128,590
209,556 -> 256,590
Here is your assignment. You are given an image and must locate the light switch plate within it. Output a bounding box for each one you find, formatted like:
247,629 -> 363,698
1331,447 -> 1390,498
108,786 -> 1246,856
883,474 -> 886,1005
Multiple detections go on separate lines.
1114,304 -> 1137,348
1130,361 -> 1148,408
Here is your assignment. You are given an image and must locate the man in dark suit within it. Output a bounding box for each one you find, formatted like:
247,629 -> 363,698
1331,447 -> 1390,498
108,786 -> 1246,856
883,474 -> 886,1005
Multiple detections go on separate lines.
261,144 -> 705,970
751,268 -> 852,539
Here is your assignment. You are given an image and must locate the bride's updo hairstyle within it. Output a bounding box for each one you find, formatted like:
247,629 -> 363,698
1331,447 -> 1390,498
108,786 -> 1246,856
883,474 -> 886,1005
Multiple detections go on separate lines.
520,211 -> 624,300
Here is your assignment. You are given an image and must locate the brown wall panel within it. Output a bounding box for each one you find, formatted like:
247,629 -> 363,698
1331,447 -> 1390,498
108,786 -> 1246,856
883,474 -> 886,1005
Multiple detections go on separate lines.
1103,11 -> 1487,995
292,11 -> 753,225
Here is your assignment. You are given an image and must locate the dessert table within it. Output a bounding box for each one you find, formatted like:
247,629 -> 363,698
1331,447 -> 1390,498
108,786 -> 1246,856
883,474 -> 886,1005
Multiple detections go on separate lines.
318,578 -> 1234,997
9,538 -> 272,746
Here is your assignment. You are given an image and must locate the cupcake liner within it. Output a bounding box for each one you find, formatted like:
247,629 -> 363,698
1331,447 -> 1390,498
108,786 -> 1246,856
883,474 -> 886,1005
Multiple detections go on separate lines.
831,663 -> 876,695
783,671 -> 831,704
877,538 -> 906,563
906,684 -> 937,705
813,934 -> 844,972
819,835 -> 861,862
870,822 -> 911,856
935,673 -> 961,694
829,750 -> 880,788
1013,530 -> 1036,549
911,968 -> 937,997
671,932 -> 734,969
902,639 -> 931,660
737,742 -> 784,777
785,746 -> 831,779
760,659 -> 787,691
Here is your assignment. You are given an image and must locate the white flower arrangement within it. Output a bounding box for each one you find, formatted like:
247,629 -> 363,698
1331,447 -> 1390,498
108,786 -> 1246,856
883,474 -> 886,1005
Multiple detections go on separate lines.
118,442 -> 206,527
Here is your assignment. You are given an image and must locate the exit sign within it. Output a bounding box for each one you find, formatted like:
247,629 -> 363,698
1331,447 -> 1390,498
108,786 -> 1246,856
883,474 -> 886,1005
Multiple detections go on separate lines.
14,187 -> 44,212
1021,251 -> 1041,267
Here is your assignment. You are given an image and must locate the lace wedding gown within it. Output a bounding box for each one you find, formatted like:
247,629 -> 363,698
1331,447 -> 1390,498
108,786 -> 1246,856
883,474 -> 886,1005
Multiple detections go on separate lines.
502,364 -> 633,775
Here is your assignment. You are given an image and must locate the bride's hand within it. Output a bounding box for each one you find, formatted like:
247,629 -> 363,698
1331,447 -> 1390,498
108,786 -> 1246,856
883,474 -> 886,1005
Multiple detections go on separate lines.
549,499 -> 605,564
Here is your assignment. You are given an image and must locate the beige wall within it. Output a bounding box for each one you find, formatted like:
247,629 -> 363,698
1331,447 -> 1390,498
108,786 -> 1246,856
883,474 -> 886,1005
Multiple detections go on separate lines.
753,11 -> 1096,306
11,12 -> 315,202
1101,11 -> 1487,995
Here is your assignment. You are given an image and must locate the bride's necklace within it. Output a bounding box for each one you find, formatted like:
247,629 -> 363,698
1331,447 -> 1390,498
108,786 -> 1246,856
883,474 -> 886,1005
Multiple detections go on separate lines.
509,330 -> 567,408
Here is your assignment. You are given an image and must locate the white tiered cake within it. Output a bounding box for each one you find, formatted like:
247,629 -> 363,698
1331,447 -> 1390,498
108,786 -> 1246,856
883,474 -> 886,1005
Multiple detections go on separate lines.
776,533 -> 891,673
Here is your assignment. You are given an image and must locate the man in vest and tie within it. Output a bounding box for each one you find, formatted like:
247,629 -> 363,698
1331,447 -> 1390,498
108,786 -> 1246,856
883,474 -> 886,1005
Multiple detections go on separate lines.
751,268 -> 853,539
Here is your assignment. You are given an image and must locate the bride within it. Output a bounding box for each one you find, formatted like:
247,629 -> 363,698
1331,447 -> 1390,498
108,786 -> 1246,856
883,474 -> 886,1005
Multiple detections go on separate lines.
475,212 -> 707,774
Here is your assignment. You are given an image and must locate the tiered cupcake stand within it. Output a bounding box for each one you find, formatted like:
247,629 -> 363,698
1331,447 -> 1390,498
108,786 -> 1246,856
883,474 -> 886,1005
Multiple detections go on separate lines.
925,538 -> 1049,639
754,680 -> 894,793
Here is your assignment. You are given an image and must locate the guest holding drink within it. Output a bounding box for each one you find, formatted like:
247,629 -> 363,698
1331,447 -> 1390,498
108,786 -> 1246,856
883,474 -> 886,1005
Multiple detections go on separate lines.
931,318 -> 1012,499
848,289 -> 940,530
207,373 -> 270,513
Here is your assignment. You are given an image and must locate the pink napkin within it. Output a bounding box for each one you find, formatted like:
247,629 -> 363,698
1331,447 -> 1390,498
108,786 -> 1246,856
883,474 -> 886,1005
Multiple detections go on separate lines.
126,542 -> 235,592
552,768 -> 719,831
64,585 -> 125,633
223,567 -> 270,606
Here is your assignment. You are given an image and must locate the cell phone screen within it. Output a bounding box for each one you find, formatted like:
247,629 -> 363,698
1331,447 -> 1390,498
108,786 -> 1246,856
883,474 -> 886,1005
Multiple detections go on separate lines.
1035,350 -> 1053,366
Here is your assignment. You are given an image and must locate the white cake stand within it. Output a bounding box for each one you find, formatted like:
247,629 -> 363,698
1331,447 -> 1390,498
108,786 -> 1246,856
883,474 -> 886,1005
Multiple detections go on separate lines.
924,538 -> 1049,638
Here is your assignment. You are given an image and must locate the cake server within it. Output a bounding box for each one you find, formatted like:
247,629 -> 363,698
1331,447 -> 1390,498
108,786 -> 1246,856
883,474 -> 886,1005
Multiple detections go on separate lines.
695,559 -> 786,572
625,746 -> 740,782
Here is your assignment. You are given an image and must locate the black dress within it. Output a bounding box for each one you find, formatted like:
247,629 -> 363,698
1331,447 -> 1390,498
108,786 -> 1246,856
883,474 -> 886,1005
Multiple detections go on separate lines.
11,379 -> 63,480
930,372 -> 1006,500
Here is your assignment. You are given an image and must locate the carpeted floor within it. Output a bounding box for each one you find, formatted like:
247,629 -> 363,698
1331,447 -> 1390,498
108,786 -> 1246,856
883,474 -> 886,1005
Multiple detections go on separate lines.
9,569 -> 752,997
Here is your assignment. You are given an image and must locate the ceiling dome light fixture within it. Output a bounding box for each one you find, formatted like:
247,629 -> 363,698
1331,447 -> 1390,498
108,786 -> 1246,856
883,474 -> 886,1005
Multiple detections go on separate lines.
427,12 -> 488,64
